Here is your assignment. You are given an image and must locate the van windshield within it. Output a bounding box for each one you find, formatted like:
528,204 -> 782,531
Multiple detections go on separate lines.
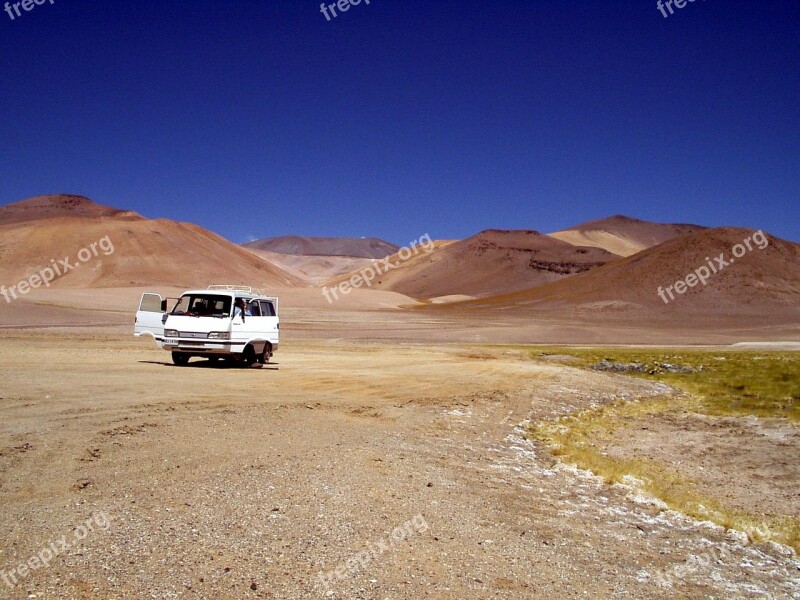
171,294 -> 231,318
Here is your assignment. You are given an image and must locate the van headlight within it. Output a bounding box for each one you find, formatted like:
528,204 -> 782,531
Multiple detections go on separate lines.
207,332 -> 230,340
164,329 -> 179,338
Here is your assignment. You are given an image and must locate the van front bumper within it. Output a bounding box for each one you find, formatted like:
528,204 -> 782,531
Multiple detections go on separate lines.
162,339 -> 277,354
162,339 -> 245,353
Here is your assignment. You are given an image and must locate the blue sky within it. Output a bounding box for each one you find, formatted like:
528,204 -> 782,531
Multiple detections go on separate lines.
1,0 -> 797,245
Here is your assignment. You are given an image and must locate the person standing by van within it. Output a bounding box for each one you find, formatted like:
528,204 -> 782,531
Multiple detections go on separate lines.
233,298 -> 247,321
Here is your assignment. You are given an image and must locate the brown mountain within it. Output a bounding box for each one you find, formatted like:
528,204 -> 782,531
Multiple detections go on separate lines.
244,235 -> 399,259
548,215 -> 706,257
451,227 -> 800,318
0,195 -> 305,289
0,194 -> 140,225
328,230 -> 619,299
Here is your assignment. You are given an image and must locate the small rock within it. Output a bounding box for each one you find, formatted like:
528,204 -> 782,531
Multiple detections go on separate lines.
72,478 -> 93,491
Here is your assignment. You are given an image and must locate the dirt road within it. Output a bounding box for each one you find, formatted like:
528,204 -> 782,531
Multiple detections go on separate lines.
0,333 -> 797,599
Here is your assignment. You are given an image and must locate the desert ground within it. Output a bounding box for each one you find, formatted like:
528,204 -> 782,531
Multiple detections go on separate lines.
0,198 -> 798,598
6,286 -> 800,345
0,292 -> 798,599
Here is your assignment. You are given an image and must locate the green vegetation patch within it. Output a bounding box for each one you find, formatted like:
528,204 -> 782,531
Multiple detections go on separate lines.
533,348 -> 800,421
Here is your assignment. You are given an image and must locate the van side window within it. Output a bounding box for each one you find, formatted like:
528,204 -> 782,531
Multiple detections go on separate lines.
249,301 -> 261,316
259,301 -> 276,317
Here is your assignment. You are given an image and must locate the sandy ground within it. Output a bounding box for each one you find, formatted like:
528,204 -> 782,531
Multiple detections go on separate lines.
0,332 -> 798,599
3,287 -> 800,346
604,411 -> 800,519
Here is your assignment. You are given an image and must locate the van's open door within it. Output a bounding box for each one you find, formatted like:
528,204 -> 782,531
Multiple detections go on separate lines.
134,293 -> 166,341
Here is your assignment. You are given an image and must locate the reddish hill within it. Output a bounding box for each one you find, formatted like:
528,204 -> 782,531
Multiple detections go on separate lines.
548,215 -> 706,257
0,194 -> 141,224
0,196 -> 305,289
450,228 -> 800,317
329,230 -> 619,299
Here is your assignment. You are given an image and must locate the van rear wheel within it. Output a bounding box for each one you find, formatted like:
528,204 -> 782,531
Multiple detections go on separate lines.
259,344 -> 272,364
172,352 -> 190,366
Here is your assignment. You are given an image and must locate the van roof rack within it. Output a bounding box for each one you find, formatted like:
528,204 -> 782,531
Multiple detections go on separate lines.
207,285 -> 271,297
207,284 -> 253,293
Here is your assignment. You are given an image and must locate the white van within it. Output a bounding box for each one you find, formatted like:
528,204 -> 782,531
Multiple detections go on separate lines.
134,285 -> 279,366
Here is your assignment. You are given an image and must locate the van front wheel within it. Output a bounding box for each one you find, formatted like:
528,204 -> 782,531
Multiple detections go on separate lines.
172,352 -> 190,366
242,345 -> 257,367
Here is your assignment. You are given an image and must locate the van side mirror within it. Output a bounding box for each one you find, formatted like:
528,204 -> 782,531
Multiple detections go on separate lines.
161,300 -> 168,312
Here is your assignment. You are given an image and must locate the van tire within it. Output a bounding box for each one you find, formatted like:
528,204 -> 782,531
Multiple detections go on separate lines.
259,343 -> 272,364
172,352 -> 190,366
242,345 -> 256,368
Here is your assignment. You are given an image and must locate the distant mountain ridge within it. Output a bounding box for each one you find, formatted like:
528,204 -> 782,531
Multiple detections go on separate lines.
548,215 -> 706,257
327,229 -> 620,299
449,227 -> 800,318
243,235 -> 399,259
2,196 -> 796,325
